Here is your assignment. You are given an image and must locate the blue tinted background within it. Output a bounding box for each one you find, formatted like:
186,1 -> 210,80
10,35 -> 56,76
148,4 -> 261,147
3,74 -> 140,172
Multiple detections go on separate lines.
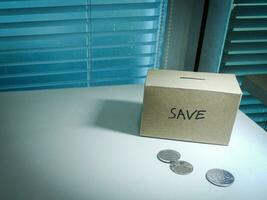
0,0 -> 168,91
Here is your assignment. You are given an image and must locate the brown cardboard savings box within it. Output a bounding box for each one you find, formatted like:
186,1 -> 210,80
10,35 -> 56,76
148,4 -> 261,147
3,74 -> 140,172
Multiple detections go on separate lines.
140,69 -> 242,145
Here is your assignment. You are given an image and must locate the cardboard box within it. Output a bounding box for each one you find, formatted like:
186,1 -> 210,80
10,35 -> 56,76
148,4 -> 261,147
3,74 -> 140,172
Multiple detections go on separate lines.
140,69 -> 242,145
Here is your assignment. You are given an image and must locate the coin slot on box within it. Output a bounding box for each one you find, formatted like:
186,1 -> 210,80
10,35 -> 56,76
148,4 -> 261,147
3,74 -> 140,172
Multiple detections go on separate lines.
179,76 -> 205,81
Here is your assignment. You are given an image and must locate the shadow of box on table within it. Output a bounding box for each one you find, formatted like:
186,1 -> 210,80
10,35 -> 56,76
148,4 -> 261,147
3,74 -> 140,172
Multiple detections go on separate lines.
93,99 -> 142,136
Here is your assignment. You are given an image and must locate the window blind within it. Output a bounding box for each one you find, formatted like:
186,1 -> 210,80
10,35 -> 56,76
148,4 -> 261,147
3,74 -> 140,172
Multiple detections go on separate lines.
220,0 -> 267,129
0,0 -> 168,91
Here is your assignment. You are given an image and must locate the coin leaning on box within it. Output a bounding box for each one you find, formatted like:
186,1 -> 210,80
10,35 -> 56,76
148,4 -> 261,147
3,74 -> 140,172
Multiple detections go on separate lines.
157,149 -> 234,187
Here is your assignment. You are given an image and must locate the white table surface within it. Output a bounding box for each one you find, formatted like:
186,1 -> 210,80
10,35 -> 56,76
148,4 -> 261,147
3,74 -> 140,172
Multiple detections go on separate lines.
0,85 -> 267,200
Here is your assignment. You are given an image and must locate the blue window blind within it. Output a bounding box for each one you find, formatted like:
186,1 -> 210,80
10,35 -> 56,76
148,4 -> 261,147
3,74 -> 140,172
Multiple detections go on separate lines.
0,0 -> 168,91
220,0 -> 267,129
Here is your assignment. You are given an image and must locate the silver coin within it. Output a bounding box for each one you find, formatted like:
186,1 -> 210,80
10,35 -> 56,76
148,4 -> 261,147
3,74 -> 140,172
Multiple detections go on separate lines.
169,160 -> 193,175
206,168 -> 235,187
157,149 -> 181,163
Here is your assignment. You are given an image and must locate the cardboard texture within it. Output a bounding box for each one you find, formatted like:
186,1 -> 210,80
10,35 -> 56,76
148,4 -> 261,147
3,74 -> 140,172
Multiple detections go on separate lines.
140,69 -> 242,145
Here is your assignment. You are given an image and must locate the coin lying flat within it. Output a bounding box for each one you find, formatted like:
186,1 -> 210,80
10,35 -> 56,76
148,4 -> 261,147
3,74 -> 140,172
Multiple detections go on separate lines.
157,149 -> 181,163
169,160 -> 193,175
206,168 -> 235,187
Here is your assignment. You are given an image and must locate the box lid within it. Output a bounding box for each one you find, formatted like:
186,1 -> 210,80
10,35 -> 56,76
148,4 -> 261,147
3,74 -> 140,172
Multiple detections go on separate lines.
146,69 -> 242,94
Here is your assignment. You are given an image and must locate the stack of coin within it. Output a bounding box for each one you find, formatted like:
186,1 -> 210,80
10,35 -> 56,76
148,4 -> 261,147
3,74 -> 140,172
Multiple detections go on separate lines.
157,149 -> 193,175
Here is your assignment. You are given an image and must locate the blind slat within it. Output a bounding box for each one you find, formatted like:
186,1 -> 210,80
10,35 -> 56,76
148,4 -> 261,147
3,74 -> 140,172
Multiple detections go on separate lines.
246,113 -> 267,123
241,95 -> 265,105
223,53 -> 267,66
221,65 -> 267,76
1,80 -> 87,91
0,0 -> 88,9
91,67 -> 150,80
232,18 -> 267,31
235,0 -> 267,6
234,5 -> 267,19
226,42 -> 267,54
0,61 -> 87,77
0,73 -> 87,88
0,49 -> 87,66
91,76 -> 146,86
230,31 -> 267,43
240,104 -> 267,114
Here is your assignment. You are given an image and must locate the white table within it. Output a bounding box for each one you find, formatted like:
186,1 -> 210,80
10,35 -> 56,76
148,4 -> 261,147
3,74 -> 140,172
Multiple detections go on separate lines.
0,85 -> 266,200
